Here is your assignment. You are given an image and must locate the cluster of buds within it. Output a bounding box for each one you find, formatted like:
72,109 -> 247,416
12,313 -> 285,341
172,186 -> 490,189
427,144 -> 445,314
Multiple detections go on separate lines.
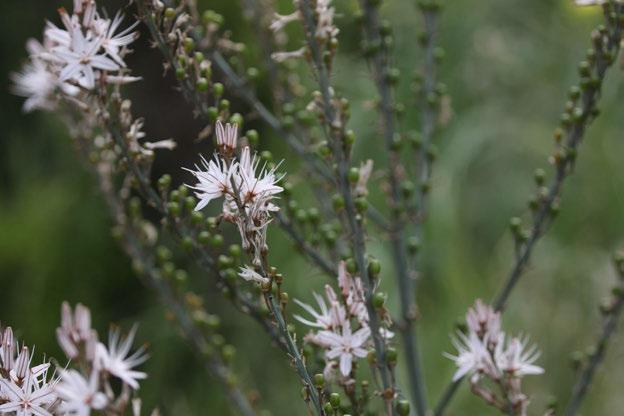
186,121 -> 284,267
0,302 -> 148,416
446,300 -> 544,415
10,0 -> 140,112
295,261 -> 392,380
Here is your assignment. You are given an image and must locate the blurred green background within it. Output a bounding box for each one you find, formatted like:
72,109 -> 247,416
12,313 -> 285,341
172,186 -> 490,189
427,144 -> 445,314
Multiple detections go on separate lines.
2,0 -> 624,414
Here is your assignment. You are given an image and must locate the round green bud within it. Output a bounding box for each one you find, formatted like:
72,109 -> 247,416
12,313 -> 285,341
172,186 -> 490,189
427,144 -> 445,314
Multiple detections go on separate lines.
246,129 -> 259,145
167,201 -> 181,216
217,255 -> 233,270
164,8 -> 176,18
191,211 -> 204,225
385,67 -> 400,85
407,236 -> 420,253
396,400 -> 410,416
161,262 -> 175,278
222,344 -> 236,362
222,268 -> 237,284
198,231 -> 211,245
354,196 -> 368,213
210,234 -> 224,247
348,167 -> 360,184
175,67 -> 186,80
569,85 -> 581,100
329,393 -> 341,408
368,258 -> 381,277
260,150 -> 273,162
183,37 -> 195,53
228,244 -> 242,258
318,141 -> 331,157
217,104 -> 231,119
346,258 -> 357,274
386,347 -> 398,364
156,246 -> 172,263
213,82 -> 224,97
308,207 -> 320,224
197,77 -> 209,92
313,373 -> 324,388
534,168 -> 546,186
158,174 -> 172,190
401,180 -> 415,197
203,10 -> 224,26
207,106 -> 219,121
332,194 -> 345,211
372,292 -> 386,308
578,60 -> 591,76
181,237 -> 194,251
509,217 -> 522,233
344,129 -> 356,146
323,403 -> 333,414
246,67 -> 259,80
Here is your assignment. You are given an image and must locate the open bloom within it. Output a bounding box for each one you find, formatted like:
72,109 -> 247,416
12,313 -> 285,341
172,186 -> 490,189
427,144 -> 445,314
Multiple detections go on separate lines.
294,285 -> 346,330
56,369 -> 108,416
96,326 -> 147,389
495,336 -> 544,377
57,302 -> 98,361
0,365 -> 57,416
445,331 -> 497,382
315,322 -> 370,377
186,155 -> 237,211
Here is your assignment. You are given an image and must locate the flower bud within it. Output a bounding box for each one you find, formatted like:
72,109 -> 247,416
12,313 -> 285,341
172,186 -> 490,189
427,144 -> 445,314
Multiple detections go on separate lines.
368,258 -> 381,277
346,258 -> 357,274
386,347 -> 398,365
348,167 -> 360,184
373,292 -> 386,308
314,373 -> 324,388
213,82 -> 224,97
329,393 -> 341,408
396,400 -> 410,416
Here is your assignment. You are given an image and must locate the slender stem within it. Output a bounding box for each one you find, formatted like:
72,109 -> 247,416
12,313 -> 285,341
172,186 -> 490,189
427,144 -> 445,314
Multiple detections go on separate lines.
297,0 -> 396,412
564,290 -> 624,415
434,5 -> 623,414
358,1 -> 427,413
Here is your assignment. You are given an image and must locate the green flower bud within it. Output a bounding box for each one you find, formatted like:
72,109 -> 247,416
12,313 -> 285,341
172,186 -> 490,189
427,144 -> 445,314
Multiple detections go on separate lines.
346,258 -> 357,274
197,77 -> 209,92
213,82 -> 224,97
354,196 -> 368,213
329,393 -> 341,408
167,201 -> 181,216
246,67 -> 259,80
348,167 -> 360,184
158,174 -> 172,191
314,373 -> 324,388
344,129 -> 356,146
368,258 -> 381,277
246,129 -> 259,145
210,234 -> 224,247
229,244 -> 242,258
175,67 -> 186,80
396,400 -> 410,416
332,194 -> 345,211
372,292 -> 386,308
207,106 -> 219,121
386,347 -> 398,365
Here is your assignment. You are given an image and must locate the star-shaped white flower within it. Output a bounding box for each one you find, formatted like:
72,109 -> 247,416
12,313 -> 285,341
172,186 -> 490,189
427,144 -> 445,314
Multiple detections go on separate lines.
315,322 -> 370,377
56,369 -> 108,416
96,326 -> 147,390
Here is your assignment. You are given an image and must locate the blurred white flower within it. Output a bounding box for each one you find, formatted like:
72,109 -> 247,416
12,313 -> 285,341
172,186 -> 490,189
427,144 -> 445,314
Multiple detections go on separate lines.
445,331 -> 497,382
186,155 -> 237,211
495,336 -> 544,378
294,285 -> 346,330
0,365 -> 57,416
96,326 -> 147,390
238,266 -> 270,285
56,369 -> 108,416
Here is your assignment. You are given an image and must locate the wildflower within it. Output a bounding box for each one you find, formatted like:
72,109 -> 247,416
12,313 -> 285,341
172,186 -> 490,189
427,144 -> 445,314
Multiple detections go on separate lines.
354,160 -> 374,197
186,155 -> 237,211
92,12 -> 140,67
10,59 -> 57,112
56,369 -> 108,416
294,285 -> 346,330
96,326 -> 147,389
315,322 -> 370,377
269,11 -> 300,32
271,47 -> 307,63
495,336 -> 544,378
54,26 -> 120,89
445,331 -> 497,382
215,120 -> 238,152
56,302 -> 98,361
238,266 -> 270,285
1,327 -> 17,372
465,299 -> 501,342
237,146 -> 284,206
0,366 -> 57,416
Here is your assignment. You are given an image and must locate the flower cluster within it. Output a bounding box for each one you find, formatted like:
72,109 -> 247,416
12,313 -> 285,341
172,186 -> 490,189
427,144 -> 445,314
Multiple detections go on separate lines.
446,300 -> 543,415
187,121 -> 283,266
294,261 -> 391,379
0,302 -> 148,416
11,0 -> 139,112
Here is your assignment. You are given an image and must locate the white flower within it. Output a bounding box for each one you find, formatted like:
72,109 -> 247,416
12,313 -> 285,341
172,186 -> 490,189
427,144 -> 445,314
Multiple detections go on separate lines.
54,25 -> 120,89
294,285 -> 346,330
56,302 -> 98,361
0,365 -> 57,416
186,155 -> 237,211
271,47 -> 307,63
354,160 -> 374,197
238,266 -> 270,285
215,120 -> 238,151
315,322 -> 370,377
92,12 -> 139,67
56,369 -> 108,416
96,326 -> 147,389
495,336 -> 544,378
237,146 -> 284,204
465,299 -> 501,342
10,59 -> 57,112
269,11 -> 300,32
444,331 -> 497,382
